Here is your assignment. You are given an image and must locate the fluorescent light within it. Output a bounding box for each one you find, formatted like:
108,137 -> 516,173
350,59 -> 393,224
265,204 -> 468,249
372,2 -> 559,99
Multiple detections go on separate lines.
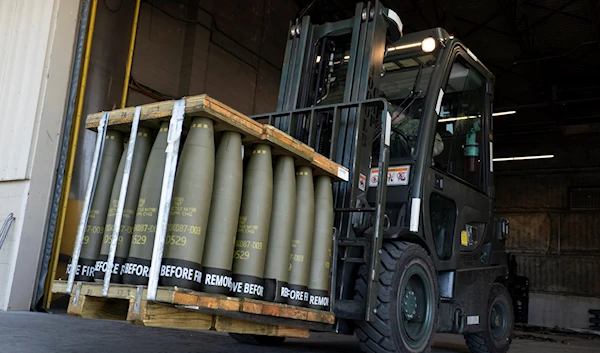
438,115 -> 478,122
344,55 -> 350,60
492,110 -> 516,117
439,110 -> 516,122
493,155 -> 554,162
387,42 -> 421,52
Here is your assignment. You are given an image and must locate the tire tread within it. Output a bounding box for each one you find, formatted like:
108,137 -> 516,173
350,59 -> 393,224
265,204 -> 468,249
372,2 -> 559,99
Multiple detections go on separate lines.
355,241 -> 437,353
464,283 -> 513,353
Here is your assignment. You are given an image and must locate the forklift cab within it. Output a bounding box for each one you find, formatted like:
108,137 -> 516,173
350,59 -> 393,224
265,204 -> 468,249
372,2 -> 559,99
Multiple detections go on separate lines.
367,28 -> 505,272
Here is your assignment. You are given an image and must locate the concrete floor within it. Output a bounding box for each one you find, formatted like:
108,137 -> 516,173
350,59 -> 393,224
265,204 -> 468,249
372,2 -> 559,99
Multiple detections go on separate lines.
0,311 -> 597,353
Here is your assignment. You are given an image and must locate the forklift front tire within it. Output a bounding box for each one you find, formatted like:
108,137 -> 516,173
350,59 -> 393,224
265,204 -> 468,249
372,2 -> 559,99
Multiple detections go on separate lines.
355,241 -> 439,353
464,283 -> 514,353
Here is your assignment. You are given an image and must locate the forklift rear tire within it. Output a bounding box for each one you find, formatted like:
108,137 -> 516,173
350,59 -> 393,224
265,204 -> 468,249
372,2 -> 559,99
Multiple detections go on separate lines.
228,333 -> 286,346
355,241 -> 439,353
464,283 -> 514,353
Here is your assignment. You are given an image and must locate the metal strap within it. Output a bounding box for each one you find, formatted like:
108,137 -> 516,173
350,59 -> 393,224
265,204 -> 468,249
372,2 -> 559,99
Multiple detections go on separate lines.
102,106 -> 142,297
72,281 -> 83,307
66,113 -> 109,294
147,99 -> 185,301
133,285 -> 143,314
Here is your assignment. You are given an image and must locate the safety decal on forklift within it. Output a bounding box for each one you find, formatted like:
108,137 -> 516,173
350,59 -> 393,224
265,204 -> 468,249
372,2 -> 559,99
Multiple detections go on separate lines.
467,315 -> 480,325
369,166 -> 410,187
358,173 -> 366,191
461,231 -> 468,246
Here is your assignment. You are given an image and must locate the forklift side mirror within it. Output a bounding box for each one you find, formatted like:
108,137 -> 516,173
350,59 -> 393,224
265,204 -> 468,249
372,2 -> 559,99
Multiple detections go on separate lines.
496,218 -> 509,241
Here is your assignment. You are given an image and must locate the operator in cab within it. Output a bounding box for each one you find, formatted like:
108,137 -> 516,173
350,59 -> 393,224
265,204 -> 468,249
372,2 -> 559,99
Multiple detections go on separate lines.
389,101 -> 444,157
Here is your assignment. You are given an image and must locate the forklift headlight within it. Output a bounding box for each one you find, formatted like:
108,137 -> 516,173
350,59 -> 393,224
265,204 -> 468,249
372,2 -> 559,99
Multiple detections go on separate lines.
421,37 -> 436,53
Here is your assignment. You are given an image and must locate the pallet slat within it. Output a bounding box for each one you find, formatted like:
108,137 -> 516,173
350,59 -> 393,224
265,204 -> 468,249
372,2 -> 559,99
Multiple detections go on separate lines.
68,295 -> 129,321
129,301 -> 214,331
214,316 -> 309,339
84,94 -> 348,181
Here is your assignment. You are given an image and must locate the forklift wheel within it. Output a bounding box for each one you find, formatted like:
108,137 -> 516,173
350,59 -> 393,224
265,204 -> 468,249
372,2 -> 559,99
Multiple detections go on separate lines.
464,284 -> 514,353
355,241 -> 439,353
229,333 -> 286,346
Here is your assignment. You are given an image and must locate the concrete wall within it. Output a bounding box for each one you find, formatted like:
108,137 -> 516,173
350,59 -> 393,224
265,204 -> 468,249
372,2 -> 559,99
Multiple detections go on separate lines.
127,0 -> 296,115
0,0 -> 80,310
528,293 -> 600,329
67,0 -> 296,202
495,131 -> 600,328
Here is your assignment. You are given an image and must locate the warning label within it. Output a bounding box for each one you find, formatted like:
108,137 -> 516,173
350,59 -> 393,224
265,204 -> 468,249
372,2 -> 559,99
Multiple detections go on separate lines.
369,166 -> 410,187
358,173 -> 366,191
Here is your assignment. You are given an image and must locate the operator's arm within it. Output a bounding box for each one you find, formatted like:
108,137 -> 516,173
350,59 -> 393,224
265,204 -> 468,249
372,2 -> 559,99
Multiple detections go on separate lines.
433,133 -> 444,157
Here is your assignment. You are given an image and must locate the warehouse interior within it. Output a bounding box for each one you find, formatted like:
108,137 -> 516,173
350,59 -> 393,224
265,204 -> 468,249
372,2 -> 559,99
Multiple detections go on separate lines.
0,0 -> 591,350
46,0 -> 600,330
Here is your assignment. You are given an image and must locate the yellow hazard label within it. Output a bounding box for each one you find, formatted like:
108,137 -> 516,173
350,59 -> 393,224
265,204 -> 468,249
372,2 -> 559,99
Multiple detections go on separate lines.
461,231 -> 468,246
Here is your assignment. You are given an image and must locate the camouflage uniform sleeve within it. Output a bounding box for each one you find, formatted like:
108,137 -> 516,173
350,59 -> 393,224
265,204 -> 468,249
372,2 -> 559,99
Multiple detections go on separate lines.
394,118 -> 419,136
433,132 -> 444,157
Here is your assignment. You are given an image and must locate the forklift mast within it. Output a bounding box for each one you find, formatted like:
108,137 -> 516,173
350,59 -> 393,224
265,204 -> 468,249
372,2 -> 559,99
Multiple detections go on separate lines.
252,0 -> 399,324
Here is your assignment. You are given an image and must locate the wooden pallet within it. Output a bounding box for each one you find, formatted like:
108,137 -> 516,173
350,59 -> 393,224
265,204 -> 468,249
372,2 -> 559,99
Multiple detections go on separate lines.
85,95 -> 348,182
52,280 -> 334,338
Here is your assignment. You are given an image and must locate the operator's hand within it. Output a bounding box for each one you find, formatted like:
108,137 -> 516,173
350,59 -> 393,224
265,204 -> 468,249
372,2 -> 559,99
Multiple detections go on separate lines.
391,110 -> 408,125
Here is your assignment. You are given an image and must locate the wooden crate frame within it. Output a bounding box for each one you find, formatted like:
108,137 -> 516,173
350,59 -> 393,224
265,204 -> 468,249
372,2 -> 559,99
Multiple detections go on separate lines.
85,94 -> 348,182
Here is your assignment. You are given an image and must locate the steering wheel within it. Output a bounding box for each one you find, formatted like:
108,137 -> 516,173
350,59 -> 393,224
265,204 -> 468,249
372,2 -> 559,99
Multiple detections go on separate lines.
390,126 -> 412,157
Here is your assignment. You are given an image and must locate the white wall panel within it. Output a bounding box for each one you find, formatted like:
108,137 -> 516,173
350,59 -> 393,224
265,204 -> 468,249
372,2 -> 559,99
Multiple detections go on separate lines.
0,0 -> 55,181
0,0 -> 79,310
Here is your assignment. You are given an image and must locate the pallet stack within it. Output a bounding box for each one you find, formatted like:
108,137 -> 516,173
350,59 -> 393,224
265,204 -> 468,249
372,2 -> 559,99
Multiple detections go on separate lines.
54,94 -> 346,337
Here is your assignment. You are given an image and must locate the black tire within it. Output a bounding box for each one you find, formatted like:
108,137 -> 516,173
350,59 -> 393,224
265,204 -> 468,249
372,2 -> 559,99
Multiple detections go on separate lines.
464,283 -> 514,353
355,241 -> 439,353
228,333 -> 286,346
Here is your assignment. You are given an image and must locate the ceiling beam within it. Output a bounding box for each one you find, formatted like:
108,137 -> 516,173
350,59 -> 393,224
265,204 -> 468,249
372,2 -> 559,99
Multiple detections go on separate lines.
590,0 -> 600,42
454,15 -> 513,38
497,0 -> 532,58
527,0 -> 579,31
524,2 -> 592,23
489,63 -> 536,84
410,0 -> 434,28
459,10 -> 504,39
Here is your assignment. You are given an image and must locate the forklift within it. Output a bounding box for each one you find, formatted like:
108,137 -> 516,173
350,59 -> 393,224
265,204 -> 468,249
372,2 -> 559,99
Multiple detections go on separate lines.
238,1 -> 514,352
